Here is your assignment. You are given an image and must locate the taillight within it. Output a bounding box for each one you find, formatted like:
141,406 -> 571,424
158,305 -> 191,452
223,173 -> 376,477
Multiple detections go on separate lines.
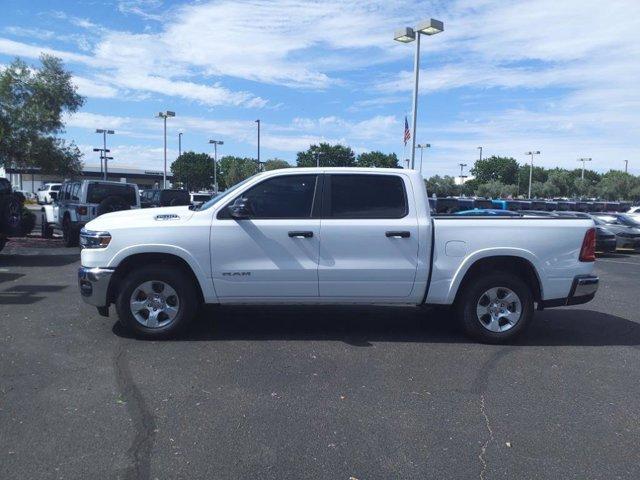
76,206 -> 88,216
579,228 -> 596,262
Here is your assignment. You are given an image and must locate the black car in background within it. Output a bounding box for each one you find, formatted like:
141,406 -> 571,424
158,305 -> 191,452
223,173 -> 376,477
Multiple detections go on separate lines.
592,214 -> 640,251
140,189 -> 191,208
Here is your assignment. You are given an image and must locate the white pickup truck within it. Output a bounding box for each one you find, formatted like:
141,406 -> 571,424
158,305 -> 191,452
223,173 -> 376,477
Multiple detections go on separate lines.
78,168 -> 598,343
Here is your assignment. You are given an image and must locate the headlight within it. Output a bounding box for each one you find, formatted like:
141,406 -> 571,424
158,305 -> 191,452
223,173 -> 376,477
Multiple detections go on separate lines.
80,229 -> 111,249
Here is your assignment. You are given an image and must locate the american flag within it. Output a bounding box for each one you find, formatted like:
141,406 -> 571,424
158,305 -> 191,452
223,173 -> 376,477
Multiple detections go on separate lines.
403,116 -> 411,145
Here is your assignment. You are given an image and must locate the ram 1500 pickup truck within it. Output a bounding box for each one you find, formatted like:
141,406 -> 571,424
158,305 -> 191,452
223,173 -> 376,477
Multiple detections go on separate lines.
78,168 -> 599,343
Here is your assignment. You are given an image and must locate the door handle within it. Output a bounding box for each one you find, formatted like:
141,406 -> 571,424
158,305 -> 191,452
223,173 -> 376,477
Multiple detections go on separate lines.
288,231 -> 314,238
386,231 -> 410,238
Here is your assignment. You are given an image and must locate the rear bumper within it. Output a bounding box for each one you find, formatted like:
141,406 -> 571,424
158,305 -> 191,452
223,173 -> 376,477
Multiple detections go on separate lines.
541,275 -> 599,308
78,266 -> 114,308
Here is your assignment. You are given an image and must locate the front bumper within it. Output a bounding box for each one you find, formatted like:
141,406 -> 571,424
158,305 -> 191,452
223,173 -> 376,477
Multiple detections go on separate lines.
78,266 -> 114,308
542,275 -> 599,308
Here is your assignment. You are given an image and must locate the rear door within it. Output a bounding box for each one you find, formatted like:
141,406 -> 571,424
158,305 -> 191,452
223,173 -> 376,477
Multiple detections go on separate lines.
318,173 -> 419,298
211,174 -> 321,298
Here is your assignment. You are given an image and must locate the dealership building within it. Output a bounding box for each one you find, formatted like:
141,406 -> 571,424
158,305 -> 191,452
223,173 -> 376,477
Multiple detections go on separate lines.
0,163 -> 174,192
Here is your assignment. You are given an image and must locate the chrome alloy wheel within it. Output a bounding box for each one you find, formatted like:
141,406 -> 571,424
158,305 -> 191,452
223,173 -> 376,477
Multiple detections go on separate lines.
129,280 -> 180,328
475,287 -> 522,333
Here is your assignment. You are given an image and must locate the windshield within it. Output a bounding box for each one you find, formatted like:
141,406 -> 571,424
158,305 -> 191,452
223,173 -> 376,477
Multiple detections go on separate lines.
198,174 -> 262,210
617,214 -> 640,227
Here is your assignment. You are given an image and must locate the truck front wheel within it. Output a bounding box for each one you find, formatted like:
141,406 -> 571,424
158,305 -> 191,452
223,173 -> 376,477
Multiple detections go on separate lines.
456,272 -> 534,344
115,265 -> 199,339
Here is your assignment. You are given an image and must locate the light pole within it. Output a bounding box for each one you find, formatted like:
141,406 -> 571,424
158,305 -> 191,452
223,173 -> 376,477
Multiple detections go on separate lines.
477,146 -> 483,162
209,140 -> 223,193
178,132 -> 183,189
394,18 -> 444,169
577,157 -> 592,180
416,143 -> 430,174
255,119 -> 261,166
157,111 -> 175,188
95,129 -> 114,180
525,151 -> 540,199
624,160 -> 628,173
458,163 -> 468,184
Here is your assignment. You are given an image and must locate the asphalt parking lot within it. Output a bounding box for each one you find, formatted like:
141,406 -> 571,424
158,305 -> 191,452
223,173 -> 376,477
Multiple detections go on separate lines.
1,236 -> 639,480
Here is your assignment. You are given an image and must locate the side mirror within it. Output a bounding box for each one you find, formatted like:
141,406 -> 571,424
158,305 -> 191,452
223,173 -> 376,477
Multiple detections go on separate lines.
228,197 -> 253,219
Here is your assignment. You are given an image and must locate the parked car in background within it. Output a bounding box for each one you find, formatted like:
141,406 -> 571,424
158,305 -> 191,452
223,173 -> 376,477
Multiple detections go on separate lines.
1,178 -> 32,252
140,189 -> 191,208
13,188 -> 36,201
454,209 -> 522,217
42,180 -> 140,247
36,183 -> 61,204
592,215 -> 640,251
189,192 -> 214,208
78,168 -> 598,343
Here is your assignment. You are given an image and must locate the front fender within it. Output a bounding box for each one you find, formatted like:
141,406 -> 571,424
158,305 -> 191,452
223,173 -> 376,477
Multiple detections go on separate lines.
42,205 -> 55,224
107,244 -> 218,303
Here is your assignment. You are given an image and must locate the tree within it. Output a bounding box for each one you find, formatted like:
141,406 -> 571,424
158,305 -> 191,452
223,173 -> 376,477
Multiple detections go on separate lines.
264,158 -> 291,171
545,169 -> 573,197
597,170 -> 640,200
425,175 -> 457,197
476,180 -> 517,199
0,55 -> 85,175
218,156 -> 260,187
471,156 -> 519,185
170,151 -> 222,191
296,143 -> 355,167
356,151 -> 399,168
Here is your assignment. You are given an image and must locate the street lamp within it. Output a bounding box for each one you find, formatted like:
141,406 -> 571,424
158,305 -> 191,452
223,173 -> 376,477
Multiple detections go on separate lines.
577,157 -> 592,180
416,143 -> 430,174
394,18 -> 444,169
458,163 -> 468,184
477,146 -> 483,162
95,129 -> 114,180
208,140 -> 223,193
624,160 -> 629,173
525,151 -> 540,199
157,111 -> 175,188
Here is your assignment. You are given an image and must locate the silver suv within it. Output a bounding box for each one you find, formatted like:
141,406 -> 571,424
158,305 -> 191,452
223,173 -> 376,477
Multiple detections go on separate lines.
42,180 -> 140,246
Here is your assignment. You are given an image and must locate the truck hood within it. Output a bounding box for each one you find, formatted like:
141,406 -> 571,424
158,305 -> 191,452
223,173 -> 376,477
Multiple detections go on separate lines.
85,206 -> 195,232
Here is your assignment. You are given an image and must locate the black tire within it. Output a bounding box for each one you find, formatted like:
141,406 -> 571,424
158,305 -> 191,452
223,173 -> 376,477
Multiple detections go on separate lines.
62,216 -> 79,247
115,265 -> 199,339
41,216 -> 53,239
97,196 -> 130,216
455,272 -> 534,344
0,236 -> 6,252
2,195 -> 24,236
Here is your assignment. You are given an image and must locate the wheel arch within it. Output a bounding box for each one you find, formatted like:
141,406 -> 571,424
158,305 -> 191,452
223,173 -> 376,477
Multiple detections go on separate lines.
107,252 -> 206,305
450,254 -> 543,306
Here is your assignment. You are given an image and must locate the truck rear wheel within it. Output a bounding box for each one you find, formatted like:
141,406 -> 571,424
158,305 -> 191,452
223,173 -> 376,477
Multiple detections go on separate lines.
115,265 -> 199,339
456,272 -> 534,344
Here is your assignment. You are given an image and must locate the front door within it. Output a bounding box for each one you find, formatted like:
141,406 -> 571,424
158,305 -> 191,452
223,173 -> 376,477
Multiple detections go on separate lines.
211,174 -> 321,298
318,173 -> 419,298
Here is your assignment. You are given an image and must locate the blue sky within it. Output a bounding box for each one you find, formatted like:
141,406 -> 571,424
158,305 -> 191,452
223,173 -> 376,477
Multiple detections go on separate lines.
1,0 -> 639,177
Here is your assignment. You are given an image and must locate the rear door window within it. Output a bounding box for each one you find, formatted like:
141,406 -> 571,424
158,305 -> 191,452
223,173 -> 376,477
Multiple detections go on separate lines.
327,174 -> 408,219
